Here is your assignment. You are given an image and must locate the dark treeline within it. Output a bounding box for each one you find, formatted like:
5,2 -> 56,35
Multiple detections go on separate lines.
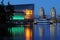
0,0 -> 14,40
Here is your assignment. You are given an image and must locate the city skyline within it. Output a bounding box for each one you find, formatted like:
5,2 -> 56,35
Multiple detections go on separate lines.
0,0 -> 60,18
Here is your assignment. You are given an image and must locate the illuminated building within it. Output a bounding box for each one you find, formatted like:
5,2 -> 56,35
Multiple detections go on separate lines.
50,7 -> 56,23
25,9 -> 33,20
39,7 -> 45,18
39,7 -> 47,19
6,4 -> 34,40
12,12 -> 25,20
50,7 -> 56,18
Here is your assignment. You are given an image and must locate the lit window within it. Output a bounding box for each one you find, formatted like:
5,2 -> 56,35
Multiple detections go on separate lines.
11,12 -> 24,20
25,9 -> 33,19
25,9 -> 33,15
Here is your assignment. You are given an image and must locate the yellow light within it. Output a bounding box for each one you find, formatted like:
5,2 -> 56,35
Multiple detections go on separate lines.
25,28 -> 32,40
25,9 -> 33,19
25,9 -> 33,15
25,28 -> 30,38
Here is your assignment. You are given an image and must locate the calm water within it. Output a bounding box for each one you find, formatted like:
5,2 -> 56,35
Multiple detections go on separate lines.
34,22 -> 60,40
3,22 -> 60,40
34,23 -> 50,40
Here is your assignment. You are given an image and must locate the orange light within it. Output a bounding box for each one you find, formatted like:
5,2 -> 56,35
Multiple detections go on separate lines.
25,28 -> 32,40
25,9 -> 33,19
25,9 -> 33,15
25,15 -> 31,19
25,28 -> 30,38
31,30 -> 32,37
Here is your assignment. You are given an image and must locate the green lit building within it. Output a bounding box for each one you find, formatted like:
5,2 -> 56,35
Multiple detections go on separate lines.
6,4 -> 34,40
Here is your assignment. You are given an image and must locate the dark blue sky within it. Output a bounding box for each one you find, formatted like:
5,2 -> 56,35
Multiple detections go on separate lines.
0,0 -> 60,17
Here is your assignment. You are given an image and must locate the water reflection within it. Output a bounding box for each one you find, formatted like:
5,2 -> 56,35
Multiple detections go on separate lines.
34,22 -> 50,40
50,23 -> 56,40
56,23 -> 60,40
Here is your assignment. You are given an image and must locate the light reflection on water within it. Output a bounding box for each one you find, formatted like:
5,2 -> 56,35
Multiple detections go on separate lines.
3,23 -> 60,40
34,22 -> 60,40
34,23 -> 50,40
56,23 -> 60,40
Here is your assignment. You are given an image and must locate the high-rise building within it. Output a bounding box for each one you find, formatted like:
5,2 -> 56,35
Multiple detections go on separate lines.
50,7 -> 56,23
50,7 -> 56,18
39,7 -> 45,18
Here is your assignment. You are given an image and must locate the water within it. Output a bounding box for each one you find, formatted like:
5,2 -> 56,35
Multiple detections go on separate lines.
56,23 -> 60,40
34,22 -> 50,40
50,23 -> 56,40
3,19 -> 60,40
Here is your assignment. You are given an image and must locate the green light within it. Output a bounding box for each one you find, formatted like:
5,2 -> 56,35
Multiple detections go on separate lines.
8,26 -> 24,34
13,15 -> 24,20
11,12 -> 24,20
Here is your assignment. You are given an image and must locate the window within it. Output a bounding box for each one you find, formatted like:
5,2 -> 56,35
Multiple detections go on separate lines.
11,12 -> 24,20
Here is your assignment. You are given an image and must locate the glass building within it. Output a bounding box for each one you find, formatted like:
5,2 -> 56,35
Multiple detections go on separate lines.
6,4 -> 34,40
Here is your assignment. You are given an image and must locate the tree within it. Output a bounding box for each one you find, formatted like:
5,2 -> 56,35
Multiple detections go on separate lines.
6,2 -> 14,21
0,0 -> 6,23
0,0 -> 7,40
6,2 -> 14,40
